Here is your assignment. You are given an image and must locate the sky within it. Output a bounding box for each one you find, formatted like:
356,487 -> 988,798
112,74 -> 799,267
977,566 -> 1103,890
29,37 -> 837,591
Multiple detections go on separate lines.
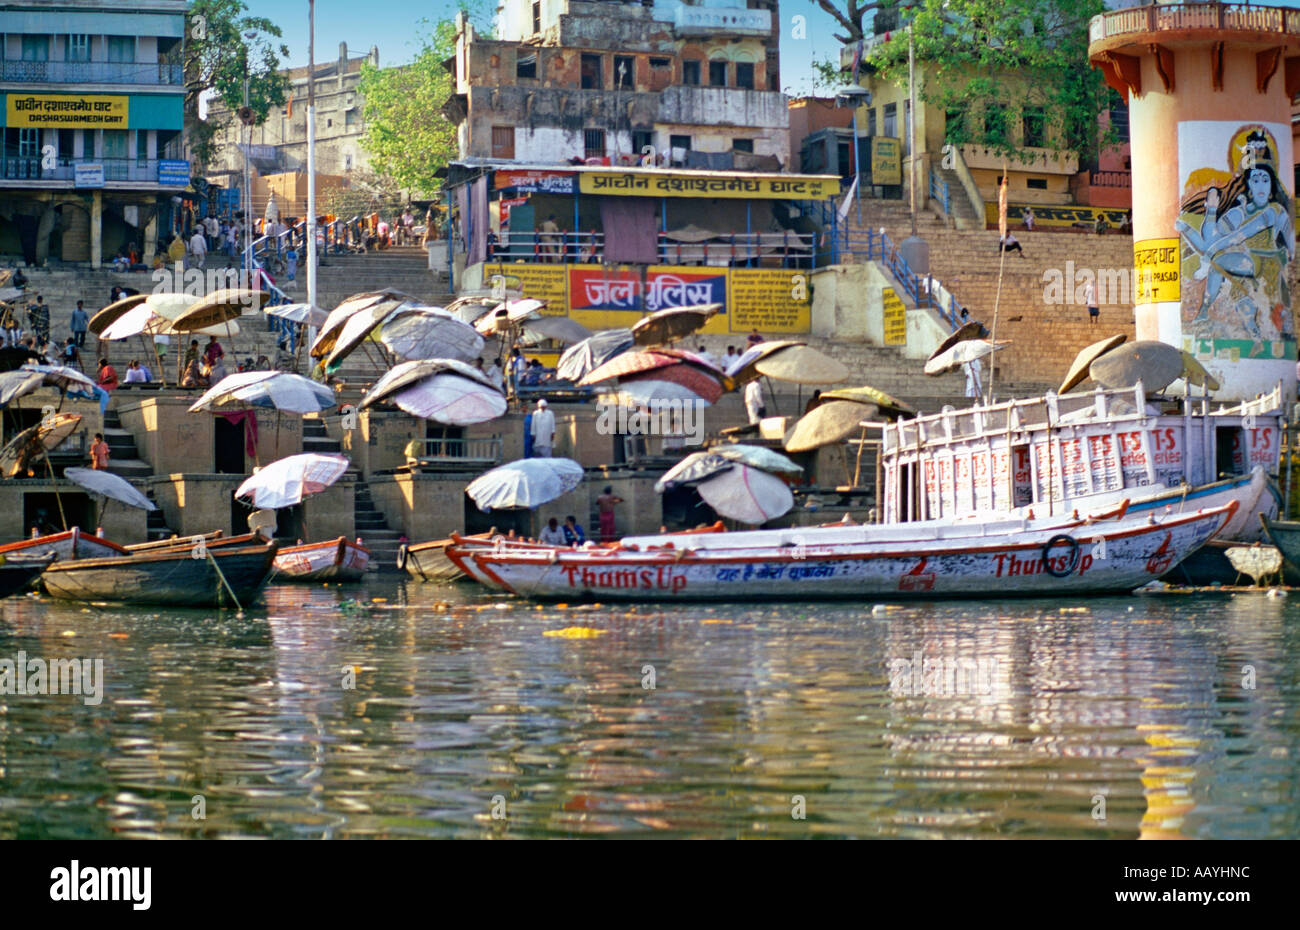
243,0 -> 849,97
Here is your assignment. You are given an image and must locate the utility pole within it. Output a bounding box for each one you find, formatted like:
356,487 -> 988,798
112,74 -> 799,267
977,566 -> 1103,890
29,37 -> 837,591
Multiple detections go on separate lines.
908,21 -> 917,239
307,0 -> 318,315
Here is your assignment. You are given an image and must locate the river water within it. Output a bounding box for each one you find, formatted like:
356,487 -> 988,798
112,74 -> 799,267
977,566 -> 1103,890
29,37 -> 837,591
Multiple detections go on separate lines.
0,578 -> 1296,839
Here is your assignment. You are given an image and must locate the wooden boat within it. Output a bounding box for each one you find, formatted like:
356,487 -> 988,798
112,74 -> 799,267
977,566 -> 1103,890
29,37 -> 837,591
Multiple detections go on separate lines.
0,554 -> 54,598
400,535 -> 483,583
1258,515 -> 1300,582
877,382 -> 1283,541
41,541 -> 279,608
451,502 -> 1237,601
273,537 -> 370,582
0,527 -> 127,562
125,531 -> 225,553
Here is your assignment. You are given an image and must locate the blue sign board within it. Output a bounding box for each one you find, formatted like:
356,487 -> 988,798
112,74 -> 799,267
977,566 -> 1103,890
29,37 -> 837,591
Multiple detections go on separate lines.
74,164 -> 104,189
158,159 -> 190,186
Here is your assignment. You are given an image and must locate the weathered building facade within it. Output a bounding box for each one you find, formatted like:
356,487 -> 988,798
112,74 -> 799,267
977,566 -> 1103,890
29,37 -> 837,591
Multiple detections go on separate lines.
448,0 -> 789,168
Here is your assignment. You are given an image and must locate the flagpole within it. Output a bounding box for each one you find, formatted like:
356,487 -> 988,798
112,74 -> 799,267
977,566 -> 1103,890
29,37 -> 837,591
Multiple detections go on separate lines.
306,0 -> 318,315
986,164 -> 1008,405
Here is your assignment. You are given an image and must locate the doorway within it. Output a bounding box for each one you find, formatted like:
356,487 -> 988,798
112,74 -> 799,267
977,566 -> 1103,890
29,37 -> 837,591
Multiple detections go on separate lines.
214,417 -> 246,474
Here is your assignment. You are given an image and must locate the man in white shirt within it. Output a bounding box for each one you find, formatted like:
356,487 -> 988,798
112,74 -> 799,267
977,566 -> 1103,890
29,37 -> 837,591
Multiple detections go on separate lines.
189,228 -> 207,269
123,360 -> 148,383
722,345 -> 740,373
538,517 -> 568,546
484,358 -> 504,387
744,379 -> 765,424
530,398 -> 556,456
696,343 -> 719,368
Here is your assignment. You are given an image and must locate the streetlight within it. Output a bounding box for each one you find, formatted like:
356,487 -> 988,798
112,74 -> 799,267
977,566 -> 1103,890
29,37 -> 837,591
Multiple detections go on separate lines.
835,85 -> 871,227
239,30 -> 258,278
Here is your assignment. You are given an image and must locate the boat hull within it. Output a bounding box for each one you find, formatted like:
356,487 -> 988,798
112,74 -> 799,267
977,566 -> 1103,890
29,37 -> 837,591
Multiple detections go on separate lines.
465,505 -> 1235,601
0,557 -> 53,598
0,527 -> 127,562
274,537 -> 370,582
41,543 -> 278,607
401,538 -> 471,583
1259,516 -> 1300,579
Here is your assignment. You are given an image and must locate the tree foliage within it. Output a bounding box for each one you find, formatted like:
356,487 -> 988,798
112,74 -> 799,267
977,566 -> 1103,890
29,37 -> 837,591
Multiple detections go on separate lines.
810,0 -> 886,43
848,0 -> 1114,163
185,0 -> 290,167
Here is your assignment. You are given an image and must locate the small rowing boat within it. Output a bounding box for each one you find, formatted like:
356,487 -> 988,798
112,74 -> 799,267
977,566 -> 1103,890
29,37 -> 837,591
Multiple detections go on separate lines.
451,503 -> 1236,601
0,554 -> 54,598
41,541 -> 279,608
273,537 -> 370,582
0,527 -> 127,562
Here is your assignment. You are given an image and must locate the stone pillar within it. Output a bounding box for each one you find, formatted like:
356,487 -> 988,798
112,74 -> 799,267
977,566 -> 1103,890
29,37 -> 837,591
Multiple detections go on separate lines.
1090,4 -> 1300,402
144,202 -> 159,263
89,191 -> 103,270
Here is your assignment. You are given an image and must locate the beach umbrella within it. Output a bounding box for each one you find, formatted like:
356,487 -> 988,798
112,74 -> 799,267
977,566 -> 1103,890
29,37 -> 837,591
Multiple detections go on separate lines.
171,288 -> 269,333
631,303 -> 722,346
359,358 -> 506,424
711,443 -> 803,476
924,339 -> 1008,376
617,364 -> 727,405
655,452 -> 734,492
815,385 -> 915,419
472,298 -> 547,336
1058,334 -> 1128,394
0,412 -> 81,478
87,293 -> 149,336
655,444 -> 801,493
22,363 -> 96,393
62,467 -> 156,511
1089,340 -> 1184,392
0,370 -> 44,407
1180,351 -> 1221,392
189,371 -> 337,414
786,400 -> 880,453
582,347 -> 730,387
557,329 -> 635,382
311,289 -> 415,359
235,452 -> 350,509
446,295 -> 509,325
696,464 -> 793,524
373,307 -> 484,364
0,287 -> 24,303
99,302 -> 169,341
265,302 -> 328,327
726,340 -> 848,386
466,457 -> 584,511
517,315 -> 592,347
929,321 -> 988,364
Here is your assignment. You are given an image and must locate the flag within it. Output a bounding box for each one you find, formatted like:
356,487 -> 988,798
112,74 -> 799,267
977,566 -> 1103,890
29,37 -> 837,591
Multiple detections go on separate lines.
997,172 -> 1008,241
838,174 -> 859,224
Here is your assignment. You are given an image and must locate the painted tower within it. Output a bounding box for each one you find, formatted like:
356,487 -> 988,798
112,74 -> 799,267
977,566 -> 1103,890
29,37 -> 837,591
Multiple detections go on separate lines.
1089,4 -> 1300,402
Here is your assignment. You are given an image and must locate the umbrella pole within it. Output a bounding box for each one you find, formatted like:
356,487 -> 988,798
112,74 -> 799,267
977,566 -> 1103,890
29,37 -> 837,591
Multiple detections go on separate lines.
44,455 -> 68,530
986,162 -> 1009,405
148,334 -> 166,387
764,375 -> 779,415
852,425 -> 867,488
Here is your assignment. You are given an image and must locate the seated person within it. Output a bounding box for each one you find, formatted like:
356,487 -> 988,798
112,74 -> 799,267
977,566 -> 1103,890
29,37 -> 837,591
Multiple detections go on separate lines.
519,359 -> 547,387
97,357 -> 119,391
181,358 -> 202,388
123,359 -> 149,384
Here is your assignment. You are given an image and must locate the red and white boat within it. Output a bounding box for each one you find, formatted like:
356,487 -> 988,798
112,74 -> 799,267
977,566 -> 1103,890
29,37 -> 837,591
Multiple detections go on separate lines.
0,527 -> 127,562
450,502 -> 1237,601
272,537 -> 371,582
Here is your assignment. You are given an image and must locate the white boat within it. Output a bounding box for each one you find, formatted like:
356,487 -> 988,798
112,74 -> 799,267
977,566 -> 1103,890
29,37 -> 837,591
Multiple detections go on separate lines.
0,527 -> 127,562
875,383 -> 1283,540
273,537 -> 370,582
452,501 -> 1237,601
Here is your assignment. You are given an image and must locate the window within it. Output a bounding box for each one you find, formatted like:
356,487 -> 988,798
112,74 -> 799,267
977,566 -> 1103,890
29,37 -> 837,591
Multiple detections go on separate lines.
614,55 -> 634,89
1026,177 -> 1048,190
57,129 -> 75,164
581,54 -> 602,90
136,131 -> 148,164
492,126 -> 516,159
867,107 -> 877,137
345,153 -> 353,171
1109,97 -> 1130,144
516,52 -> 537,80
732,138 -> 754,153
735,62 -> 754,90
66,34 -> 90,62
670,134 -> 691,152
18,128 -> 40,158
1022,106 -> 1045,148
584,128 -> 606,160
904,100 -> 911,154
682,60 -> 700,85
82,129 -> 94,158
345,109 -> 357,131
649,57 -> 671,70
107,36 -> 135,63
883,103 -> 897,138
103,130 -> 127,159
21,35 -> 49,61
532,0 -> 541,34
984,104 -> 1009,145
632,129 -> 655,160
709,60 -> 728,87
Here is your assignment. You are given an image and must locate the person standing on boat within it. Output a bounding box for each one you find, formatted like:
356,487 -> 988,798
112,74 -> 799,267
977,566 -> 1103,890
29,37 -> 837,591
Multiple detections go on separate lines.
89,433 -> 110,471
530,398 -> 555,457
745,379 -> 766,424
539,517 -> 567,545
597,486 -> 624,542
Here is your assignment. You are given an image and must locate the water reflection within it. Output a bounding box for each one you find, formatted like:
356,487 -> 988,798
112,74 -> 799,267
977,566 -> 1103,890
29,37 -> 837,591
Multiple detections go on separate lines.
0,581 -> 1296,839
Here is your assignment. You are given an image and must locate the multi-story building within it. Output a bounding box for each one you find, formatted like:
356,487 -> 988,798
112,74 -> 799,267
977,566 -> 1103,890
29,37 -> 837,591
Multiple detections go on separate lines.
0,0 -> 190,266
204,42 -> 376,190
448,0 -> 789,168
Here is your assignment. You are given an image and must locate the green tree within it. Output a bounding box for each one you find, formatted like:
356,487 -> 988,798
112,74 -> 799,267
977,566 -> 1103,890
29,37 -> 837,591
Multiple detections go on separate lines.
811,0 -> 887,43
185,0 -> 290,167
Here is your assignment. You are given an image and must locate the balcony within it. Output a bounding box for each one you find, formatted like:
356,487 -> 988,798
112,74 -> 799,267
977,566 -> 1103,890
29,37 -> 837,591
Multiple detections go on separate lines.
1,60 -> 183,87
671,5 -> 771,36
1089,3 -> 1300,47
657,86 -> 788,130
1,156 -> 171,185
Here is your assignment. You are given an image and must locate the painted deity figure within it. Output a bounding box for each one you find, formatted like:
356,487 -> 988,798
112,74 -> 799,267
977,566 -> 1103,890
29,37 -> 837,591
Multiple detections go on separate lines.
1175,129 -> 1294,357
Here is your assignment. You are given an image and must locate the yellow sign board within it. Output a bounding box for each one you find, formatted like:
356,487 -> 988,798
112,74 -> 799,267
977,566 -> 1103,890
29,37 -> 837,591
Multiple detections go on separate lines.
871,138 -> 902,186
483,263 -> 567,312
579,171 -> 839,200
1134,238 -> 1180,305
882,287 -> 907,345
984,201 -> 1129,230
729,269 -> 811,333
6,94 -> 127,128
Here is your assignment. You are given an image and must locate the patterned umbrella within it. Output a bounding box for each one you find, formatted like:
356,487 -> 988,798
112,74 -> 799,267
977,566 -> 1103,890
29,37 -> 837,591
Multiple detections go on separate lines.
235,452 -> 350,509
467,458 -> 584,511
189,371 -> 337,414
311,289 -> 416,359
374,307 -> 484,363
556,329 -> 634,382
359,358 -> 505,424
697,464 -> 793,524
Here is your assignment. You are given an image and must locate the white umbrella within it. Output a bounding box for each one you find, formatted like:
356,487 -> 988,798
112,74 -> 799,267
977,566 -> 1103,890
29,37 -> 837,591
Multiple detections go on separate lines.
311,290 -> 414,359
0,370 -> 44,407
612,378 -> 706,406
265,302 -> 328,327
189,371 -> 336,414
517,315 -> 591,347
696,463 -> 793,524
466,458 -> 584,511
22,363 -> 96,393
360,358 -> 506,424
235,453 -> 350,509
557,328 -> 634,382
923,339 -> 1007,376
63,467 -> 156,511
375,306 -> 484,363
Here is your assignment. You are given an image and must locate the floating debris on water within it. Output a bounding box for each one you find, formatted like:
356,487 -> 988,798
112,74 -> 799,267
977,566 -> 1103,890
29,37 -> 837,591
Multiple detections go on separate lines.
542,626 -> 608,638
